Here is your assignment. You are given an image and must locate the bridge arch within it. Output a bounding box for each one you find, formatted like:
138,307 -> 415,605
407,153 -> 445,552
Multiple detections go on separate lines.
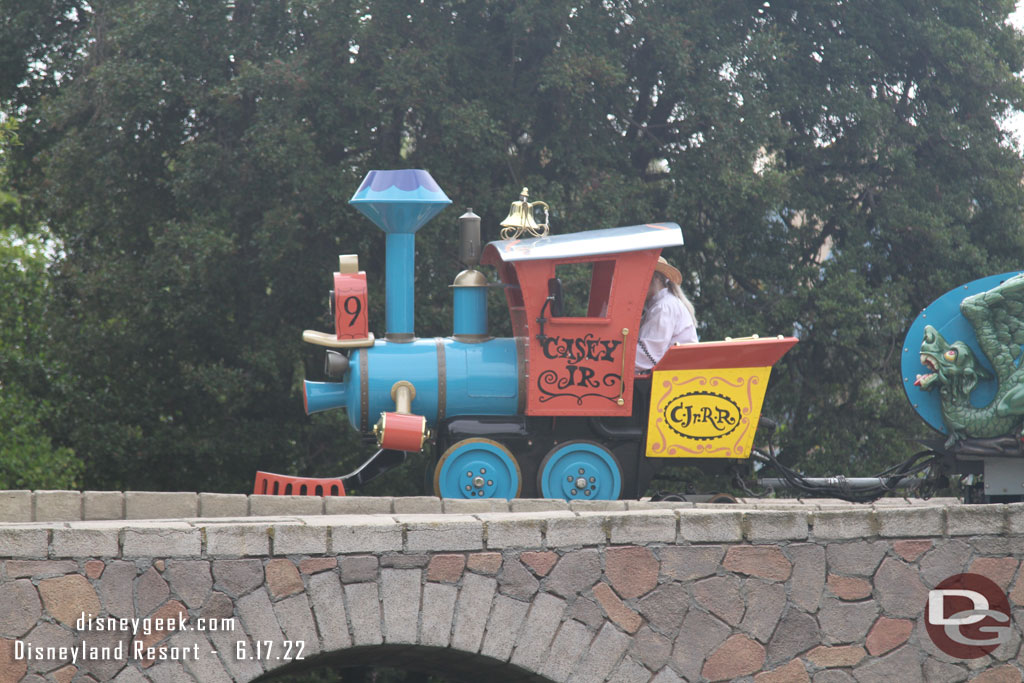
252,645 -> 551,682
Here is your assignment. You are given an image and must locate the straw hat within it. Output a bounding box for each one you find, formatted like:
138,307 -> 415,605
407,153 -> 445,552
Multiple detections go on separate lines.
654,256 -> 682,285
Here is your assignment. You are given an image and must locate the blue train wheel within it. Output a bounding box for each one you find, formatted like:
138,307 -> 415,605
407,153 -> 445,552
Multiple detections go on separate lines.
538,441 -> 622,501
434,438 -> 522,499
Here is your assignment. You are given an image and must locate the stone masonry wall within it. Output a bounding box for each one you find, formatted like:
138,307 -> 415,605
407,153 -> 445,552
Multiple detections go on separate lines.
1,497 -> 1024,681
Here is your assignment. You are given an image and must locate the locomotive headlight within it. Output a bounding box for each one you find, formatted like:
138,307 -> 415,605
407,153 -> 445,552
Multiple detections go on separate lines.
324,350 -> 349,379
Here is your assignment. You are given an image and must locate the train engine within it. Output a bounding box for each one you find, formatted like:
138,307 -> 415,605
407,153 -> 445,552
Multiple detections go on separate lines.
256,169 -> 797,501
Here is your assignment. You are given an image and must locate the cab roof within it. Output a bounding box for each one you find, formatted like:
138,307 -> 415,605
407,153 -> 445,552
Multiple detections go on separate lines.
483,222 -> 683,263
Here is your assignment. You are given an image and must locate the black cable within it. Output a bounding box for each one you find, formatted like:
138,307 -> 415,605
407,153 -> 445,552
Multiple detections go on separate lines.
752,445 -> 941,503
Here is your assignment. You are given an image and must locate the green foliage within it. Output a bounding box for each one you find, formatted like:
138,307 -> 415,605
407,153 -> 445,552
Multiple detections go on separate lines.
2,0 -> 1024,492
0,119 -> 83,488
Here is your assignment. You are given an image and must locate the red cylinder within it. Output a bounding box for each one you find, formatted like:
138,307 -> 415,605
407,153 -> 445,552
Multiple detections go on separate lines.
376,412 -> 428,452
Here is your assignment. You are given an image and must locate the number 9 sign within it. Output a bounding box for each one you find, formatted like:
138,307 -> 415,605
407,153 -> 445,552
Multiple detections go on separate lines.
334,271 -> 369,340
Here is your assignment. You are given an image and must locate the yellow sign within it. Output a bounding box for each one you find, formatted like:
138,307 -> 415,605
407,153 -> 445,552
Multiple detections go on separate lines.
646,367 -> 773,458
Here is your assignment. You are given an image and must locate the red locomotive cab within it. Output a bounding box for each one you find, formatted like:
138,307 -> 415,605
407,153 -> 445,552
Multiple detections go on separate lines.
482,223 -> 684,417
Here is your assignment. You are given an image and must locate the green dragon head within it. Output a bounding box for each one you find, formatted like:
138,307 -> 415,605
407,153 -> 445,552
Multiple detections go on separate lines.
915,324 -> 993,402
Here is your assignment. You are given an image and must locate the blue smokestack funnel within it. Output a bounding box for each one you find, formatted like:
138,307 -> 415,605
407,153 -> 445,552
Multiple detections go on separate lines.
350,170 -> 451,340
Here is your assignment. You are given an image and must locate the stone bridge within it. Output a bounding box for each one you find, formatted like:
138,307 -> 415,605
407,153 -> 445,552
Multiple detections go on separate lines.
2,491 -> 1024,682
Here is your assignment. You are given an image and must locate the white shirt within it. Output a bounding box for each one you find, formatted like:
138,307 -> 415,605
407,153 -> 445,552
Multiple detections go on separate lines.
635,288 -> 698,372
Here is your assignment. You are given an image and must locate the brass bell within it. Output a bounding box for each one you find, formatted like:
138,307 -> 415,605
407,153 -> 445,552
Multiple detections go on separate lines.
499,187 -> 550,240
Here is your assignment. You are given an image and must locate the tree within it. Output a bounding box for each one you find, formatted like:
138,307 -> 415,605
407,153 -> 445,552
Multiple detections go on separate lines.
0,118 -> 82,489
2,0 -> 1023,492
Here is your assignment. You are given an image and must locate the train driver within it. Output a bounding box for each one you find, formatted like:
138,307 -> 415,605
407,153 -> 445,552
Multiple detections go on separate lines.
635,257 -> 698,374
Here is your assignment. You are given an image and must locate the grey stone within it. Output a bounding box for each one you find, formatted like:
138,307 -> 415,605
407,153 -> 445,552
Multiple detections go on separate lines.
873,557 -> 928,618
248,494 -> 322,516
811,509 -> 876,540
741,580 -> 787,643
199,591 -> 234,621
73,625 -> 128,680
197,492 -> 248,518
236,589 -> 287,664
331,516 -> 403,553
659,545 -> 725,581
746,509 -> 809,541
307,571 -> 351,651
112,668 -> 149,683
122,525 -> 201,558
570,500 -> 628,512
650,669 -> 686,683
392,496 -> 443,514
272,522 -> 329,556
818,596 -> 879,644
323,496 -> 392,514
381,568 -> 421,645
380,553 -> 429,569
0,527 -> 47,557
170,631 -> 231,683
497,556 -> 540,601
565,596 -> 605,630
568,622 -> 631,683
5,559 -> 77,578
922,658 -> 968,683
694,575 -> 744,625
136,566 -> 170,617
444,498 -> 512,514
212,559 -> 264,598
339,555 -> 379,583
919,539 -> 972,588
825,541 -> 888,577
481,594 -> 530,661
205,524 -> 270,557
99,561 -> 138,619
0,579 -> 42,637
451,572 -> 497,652
83,490 -> 125,521
480,514 -> 544,549
813,672 -> 856,683
207,624 -> 265,682
420,582 -> 458,648
52,526 -> 119,558
510,592 -> 566,671
0,490 -> 32,522
164,560 -> 212,609
789,543 -> 826,613
400,514 -> 484,552
33,490 -> 82,522
147,660 -> 194,683
539,619 -> 593,682
678,509 -> 744,542
605,656 -> 651,683
631,625 -> 673,671
545,548 -> 601,599
853,645 -> 924,682
344,582 -> 383,646
607,510 -> 677,544
671,609 -> 731,681
766,609 -> 819,665
638,582 -> 689,635
125,491 -> 198,519
273,593 -> 320,656
510,499 -> 569,513
875,505 -> 944,538
545,511 -> 606,547
946,504 -> 1006,536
